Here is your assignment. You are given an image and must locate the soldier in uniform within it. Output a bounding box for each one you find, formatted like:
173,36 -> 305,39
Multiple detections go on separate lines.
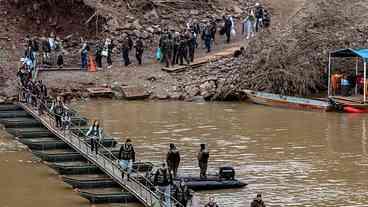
162,34 -> 173,68
121,34 -> 131,66
172,32 -> 180,66
135,37 -> 144,65
198,143 -> 209,179
178,33 -> 190,65
174,180 -> 190,207
119,139 -> 136,180
166,143 -> 180,178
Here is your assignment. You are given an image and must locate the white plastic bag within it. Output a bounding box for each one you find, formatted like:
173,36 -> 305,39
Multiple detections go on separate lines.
231,28 -> 236,37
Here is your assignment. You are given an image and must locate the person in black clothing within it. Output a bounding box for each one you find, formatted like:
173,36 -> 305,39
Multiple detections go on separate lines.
51,96 -> 64,128
209,21 -> 217,45
154,162 -> 173,187
202,26 -> 212,53
250,193 -> 266,207
174,180 -> 190,207
121,35 -> 131,67
223,15 -> 232,43
178,33 -> 190,65
86,120 -> 103,154
172,32 -> 180,66
255,3 -> 264,32
166,143 -> 181,178
198,143 -> 209,179
205,197 -> 219,207
262,9 -> 271,28
95,41 -> 103,70
107,39 -> 114,69
119,139 -> 135,180
135,37 -> 144,65
188,31 -> 196,62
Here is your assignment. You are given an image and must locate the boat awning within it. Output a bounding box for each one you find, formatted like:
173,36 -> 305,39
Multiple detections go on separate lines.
330,48 -> 368,59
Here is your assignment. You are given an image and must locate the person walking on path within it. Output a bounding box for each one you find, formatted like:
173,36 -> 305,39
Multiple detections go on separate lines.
223,15 -> 232,43
243,10 -> 256,39
202,26 -> 212,53
86,120 -> 103,154
166,143 -> 181,178
80,41 -> 89,70
95,41 -> 103,70
50,96 -> 65,128
119,139 -> 135,180
250,193 -> 266,207
198,144 -> 209,179
255,3 -> 264,32
121,35 -> 131,67
135,37 -> 144,65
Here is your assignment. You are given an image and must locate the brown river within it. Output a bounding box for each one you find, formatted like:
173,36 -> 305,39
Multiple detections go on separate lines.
1,100 -> 368,207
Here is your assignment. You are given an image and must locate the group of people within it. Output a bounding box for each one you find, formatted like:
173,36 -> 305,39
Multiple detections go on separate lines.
331,71 -> 363,96
242,3 -> 271,39
24,33 -> 64,71
80,34 -> 145,70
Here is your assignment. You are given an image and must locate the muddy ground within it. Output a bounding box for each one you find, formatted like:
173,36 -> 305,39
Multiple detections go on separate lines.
0,0 -> 305,101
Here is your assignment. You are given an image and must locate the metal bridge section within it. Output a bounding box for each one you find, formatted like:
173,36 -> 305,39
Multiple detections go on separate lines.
19,102 -> 180,207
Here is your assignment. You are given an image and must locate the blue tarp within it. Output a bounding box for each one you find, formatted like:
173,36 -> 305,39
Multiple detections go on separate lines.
331,48 -> 368,59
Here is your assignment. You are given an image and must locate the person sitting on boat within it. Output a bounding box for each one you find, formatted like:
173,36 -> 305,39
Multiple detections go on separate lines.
204,196 -> 219,207
61,112 -> 71,130
166,143 -> 181,178
119,139 -> 135,180
86,120 -> 103,155
174,179 -> 190,207
198,143 -> 209,179
50,96 -> 65,128
341,75 -> 350,96
250,193 -> 266,207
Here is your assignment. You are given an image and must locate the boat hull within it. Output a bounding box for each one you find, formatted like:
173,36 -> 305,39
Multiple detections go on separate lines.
244,90 -> 330,112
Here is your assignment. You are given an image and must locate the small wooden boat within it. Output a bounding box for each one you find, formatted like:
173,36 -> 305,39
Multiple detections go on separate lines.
79,188 -> 138,204
0,110 -> 30,118
48,161 -> 154,175
33,147 -> 120,162
243,89 -> 332,112
7,127 -> 54,138
19,137 -> 69,150
0,117 -> 42,128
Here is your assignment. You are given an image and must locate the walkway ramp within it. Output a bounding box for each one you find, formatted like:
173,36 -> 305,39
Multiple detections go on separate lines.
19,102 -> 180,207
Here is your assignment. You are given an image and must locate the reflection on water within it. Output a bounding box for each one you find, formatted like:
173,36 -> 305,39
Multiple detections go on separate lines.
73,100 -> 368,207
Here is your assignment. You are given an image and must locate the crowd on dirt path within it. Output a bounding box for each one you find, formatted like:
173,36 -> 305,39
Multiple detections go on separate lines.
20,3 -> 270,72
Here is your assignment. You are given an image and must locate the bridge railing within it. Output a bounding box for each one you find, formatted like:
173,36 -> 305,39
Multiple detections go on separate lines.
18,87 -> 184,207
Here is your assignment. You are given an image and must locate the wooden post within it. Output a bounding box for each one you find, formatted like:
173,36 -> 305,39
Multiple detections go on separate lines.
328,53 -> 332,97
364,59 -> 367,103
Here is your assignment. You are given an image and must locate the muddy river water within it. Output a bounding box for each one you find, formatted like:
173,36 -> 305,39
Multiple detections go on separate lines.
1,100 -> 368,207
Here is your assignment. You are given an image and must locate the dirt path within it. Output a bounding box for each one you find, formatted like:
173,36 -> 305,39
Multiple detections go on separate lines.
37,0 -> 307,100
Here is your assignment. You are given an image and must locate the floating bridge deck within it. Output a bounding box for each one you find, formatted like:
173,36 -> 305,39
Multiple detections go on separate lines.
18,102 -> 176,207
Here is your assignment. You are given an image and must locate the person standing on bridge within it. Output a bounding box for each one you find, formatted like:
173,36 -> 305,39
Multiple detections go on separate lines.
86,120 -> 103,154
166,143 -> 181,178
50,96 -> 65,128
119,139 -> 135,180
198,143 -> 209,179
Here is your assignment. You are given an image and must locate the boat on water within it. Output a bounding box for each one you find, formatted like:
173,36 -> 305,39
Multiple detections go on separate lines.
78,188 -> 138,204
243,90 -> 332,112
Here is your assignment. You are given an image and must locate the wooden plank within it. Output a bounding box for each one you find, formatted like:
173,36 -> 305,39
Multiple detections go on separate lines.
120,86 -> 149,100
162,65 -> 188,72
87,87 -> 113,97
